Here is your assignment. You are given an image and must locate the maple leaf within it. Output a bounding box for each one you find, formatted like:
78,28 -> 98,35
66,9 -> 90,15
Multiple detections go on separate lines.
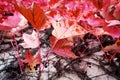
51,19 -> 86,39
15,3 -> 47,31
20,30 -> 39,48
22,50 -> 41,72
50,36 -> 77,59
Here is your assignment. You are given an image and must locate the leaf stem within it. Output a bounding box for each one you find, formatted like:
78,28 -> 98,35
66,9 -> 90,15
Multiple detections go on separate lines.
11,35 -> 23,74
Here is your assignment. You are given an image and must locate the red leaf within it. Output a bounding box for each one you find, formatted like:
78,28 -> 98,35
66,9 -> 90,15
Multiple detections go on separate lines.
77,20 -> 93,31
24,50 -> 33,62
22,50 -> 41,72
15,3 -> 46,31
49,0 -> 59,6
103,26 -> 120,38
0,11 -> 21,30
100,0 -> 115,20
113,3 -> 120,20
0,25 -> 12,30
50,36 -> 77,59
33,4 -> 46,30
91,0 -> 103,9
86,15 -> 108,27
48,10 -> 57,17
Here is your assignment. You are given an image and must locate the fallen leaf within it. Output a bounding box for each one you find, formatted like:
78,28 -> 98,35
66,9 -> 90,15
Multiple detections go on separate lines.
52,19 -> 86,39
22,50 -> 41,72
50,36 -> 77,59
20,30 -> 39,48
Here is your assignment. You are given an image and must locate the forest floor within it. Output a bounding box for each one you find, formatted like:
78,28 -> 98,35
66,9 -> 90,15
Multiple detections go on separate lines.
0,26 -> 119,80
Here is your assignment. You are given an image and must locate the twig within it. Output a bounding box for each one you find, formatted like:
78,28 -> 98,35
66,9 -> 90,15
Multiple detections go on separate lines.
90,73 -> 106,79
94,58 -> 120,80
